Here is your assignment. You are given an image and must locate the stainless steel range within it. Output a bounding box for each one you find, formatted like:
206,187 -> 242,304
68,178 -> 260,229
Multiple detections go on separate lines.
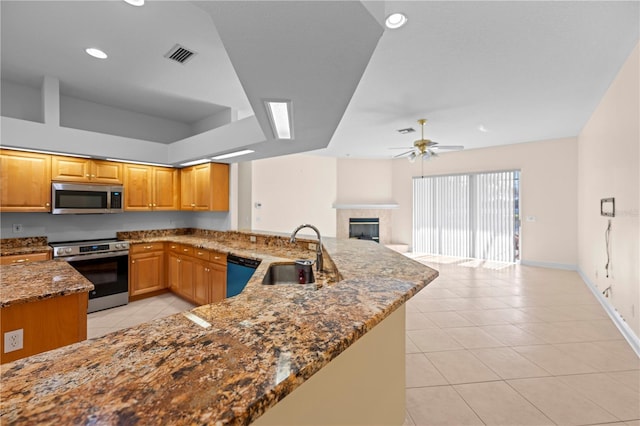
50,239 -> 129,313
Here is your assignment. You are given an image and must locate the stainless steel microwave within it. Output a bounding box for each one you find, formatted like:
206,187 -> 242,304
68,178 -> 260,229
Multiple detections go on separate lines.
51,183 -> 124,214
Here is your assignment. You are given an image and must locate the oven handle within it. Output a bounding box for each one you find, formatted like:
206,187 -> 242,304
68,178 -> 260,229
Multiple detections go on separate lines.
56,250 -> 130,262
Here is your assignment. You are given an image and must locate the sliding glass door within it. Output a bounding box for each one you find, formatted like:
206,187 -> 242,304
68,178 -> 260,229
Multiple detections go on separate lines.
413,170 -> 520,262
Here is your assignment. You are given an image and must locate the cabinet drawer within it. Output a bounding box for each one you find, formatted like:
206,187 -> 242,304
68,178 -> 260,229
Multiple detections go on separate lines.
168,244 -> 193,256
130,242 -> 164,254
209,251 -> 227,265
0,252 -> 51,265
193,249 -> 210,261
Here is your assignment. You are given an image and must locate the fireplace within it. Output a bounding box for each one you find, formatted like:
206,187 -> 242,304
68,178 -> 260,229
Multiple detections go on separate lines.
349,218 -> 379,243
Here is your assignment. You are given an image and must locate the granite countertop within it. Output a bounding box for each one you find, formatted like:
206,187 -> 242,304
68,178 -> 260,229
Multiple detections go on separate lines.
0,236 -> 52,257
0,231 -> 438,425
0,261 -> 94,308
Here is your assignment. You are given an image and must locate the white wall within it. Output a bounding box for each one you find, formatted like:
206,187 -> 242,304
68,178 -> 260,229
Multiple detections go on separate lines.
60,95 -> 192,143
0,211 -> 231,242
336,158 -> 395,204
391,138 -> 579,267
578,42 -> 639,336
250,154 -> 337,237
1,79 -> 42,123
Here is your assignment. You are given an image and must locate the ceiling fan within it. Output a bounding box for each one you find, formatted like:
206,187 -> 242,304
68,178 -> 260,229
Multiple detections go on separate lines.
393,119 -> 464,162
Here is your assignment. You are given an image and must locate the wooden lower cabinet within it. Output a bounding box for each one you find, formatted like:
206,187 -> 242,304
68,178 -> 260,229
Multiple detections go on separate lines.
167,250 -> 195,302
129,243 -> 166,299
1,292 -> 88,364
164,246 -> 226,305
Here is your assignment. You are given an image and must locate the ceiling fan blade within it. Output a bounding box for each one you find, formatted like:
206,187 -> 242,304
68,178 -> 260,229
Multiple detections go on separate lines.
433,145 -> 464,150
393,150 -> 414,158
389,147 -> 416,150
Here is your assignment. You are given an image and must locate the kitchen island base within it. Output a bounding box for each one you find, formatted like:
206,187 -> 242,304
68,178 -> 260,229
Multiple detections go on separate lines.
253,305 -> 406,426
1,292 -> 88,364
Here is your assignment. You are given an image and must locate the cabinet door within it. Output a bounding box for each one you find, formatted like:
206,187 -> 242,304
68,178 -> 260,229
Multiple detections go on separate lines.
167,253 -> 180,292
179,257 -> 195,301
130,251 -> 165,297
209,163 -> 230,212
192,260 -> 209,306
192,164 -> 211,211
51,156 -> 90,182
179,167 -> 195,210
209,262 -> 227,303
91,160 -> 123,184
153,167 -> 179,210
123,165 -> 153,211
0,150 -> 51,212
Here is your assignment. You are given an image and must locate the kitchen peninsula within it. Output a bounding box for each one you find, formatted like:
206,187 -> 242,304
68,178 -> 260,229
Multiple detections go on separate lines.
1,230 -> 438,425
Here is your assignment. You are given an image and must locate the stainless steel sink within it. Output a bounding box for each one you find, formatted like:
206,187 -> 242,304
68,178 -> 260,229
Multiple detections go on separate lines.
262,263 -> 315,285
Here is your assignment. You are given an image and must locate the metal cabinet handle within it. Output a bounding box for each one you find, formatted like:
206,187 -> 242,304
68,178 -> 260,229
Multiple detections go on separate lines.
183,248 -> 189,252
171,245 -> 176,249
197,252 -> 205,256
145,246 -> 153,249
153,203 -> 157,207
177,259 -> 181,263
148,204 -> 153,207
191,203 -> 195,207
45,202 -> 51,207
14,259 -> 27,263
132,260 -> 135,264
85,174 -> 90,177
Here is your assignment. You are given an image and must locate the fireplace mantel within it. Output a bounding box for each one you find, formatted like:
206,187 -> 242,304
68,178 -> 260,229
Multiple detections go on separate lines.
332,203 -> 399,210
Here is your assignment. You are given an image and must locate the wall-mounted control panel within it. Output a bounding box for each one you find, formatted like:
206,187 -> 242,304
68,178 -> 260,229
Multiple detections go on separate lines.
601,198 -> 615,217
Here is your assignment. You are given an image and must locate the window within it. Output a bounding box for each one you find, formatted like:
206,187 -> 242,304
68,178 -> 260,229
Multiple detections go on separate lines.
413,170 -> 520,263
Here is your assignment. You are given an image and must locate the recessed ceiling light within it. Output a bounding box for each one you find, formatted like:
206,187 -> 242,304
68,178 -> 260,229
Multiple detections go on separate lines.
478,124 -> 489,133
124,0 -> 144,6
385,13 -> 407,29
264,100 -> 293,139
85,48 -> 107,59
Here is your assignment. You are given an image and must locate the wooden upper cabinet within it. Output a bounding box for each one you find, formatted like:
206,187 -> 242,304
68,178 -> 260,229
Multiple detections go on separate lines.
51,156 -> 122,184
0,150 -> 52,212
180,162 -> 229,211
153,167 -> 180,210
124,164 -> 179,211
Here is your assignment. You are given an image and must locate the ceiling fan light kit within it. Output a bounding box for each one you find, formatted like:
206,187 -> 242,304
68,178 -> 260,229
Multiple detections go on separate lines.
393,118 -> 464,161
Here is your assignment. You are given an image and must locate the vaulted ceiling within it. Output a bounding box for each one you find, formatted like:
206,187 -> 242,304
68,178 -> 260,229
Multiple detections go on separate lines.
1,1 -> 638,164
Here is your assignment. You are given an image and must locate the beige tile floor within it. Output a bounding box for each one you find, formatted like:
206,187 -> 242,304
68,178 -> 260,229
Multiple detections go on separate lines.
87,292 -> 195,339
405,254 -> 640,426
87,256 -> 639,426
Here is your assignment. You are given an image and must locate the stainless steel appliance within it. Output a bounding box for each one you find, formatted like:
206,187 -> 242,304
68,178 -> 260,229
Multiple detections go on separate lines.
51,239 -> 129,313
51,182 -> 124,214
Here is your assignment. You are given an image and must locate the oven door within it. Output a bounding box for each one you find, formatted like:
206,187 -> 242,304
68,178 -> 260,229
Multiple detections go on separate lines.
63,251 -> 129,313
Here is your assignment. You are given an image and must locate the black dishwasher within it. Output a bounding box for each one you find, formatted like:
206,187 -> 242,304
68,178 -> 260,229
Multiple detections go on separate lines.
226,255 -> 261,297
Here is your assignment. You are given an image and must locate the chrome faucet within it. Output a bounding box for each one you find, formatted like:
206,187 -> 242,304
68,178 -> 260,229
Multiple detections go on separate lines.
290,224 -> 323,272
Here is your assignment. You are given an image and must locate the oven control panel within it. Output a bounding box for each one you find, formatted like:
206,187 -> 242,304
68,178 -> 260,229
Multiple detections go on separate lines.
51,240 -> 129,258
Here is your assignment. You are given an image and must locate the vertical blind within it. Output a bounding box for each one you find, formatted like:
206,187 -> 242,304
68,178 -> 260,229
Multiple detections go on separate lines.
413,170 -> 519,263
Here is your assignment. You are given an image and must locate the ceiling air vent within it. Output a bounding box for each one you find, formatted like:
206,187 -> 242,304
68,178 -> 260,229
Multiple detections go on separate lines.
164,44 -> 197,64
397,127 -> 415,134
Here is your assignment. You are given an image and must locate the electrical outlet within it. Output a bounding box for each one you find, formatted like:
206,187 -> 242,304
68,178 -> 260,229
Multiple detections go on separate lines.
250,235 -> 257,243
4,329 -> 23,353
12,224 -> 23,233
308,243 -> 317,251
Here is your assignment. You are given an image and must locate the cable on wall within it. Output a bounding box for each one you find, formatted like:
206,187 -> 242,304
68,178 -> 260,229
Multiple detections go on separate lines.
605,219 -> 611,278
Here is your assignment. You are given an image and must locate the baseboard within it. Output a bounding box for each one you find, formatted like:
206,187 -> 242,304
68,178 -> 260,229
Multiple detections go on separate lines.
577,268 -> 640,358
519,260 -> 577,270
